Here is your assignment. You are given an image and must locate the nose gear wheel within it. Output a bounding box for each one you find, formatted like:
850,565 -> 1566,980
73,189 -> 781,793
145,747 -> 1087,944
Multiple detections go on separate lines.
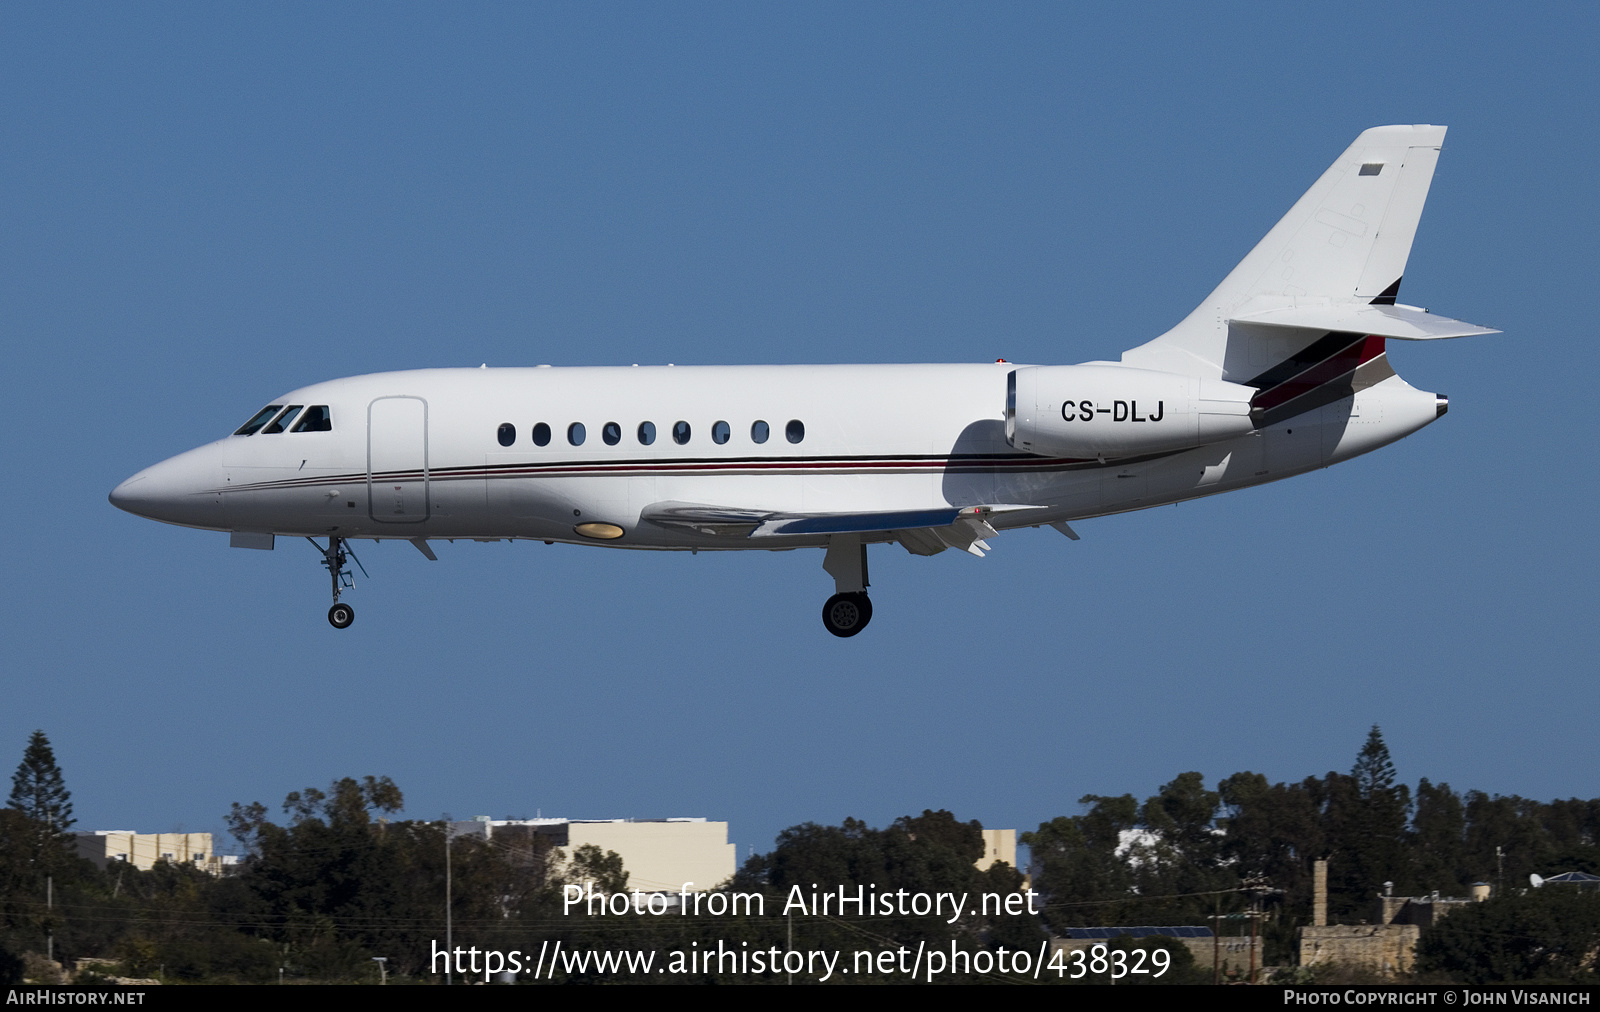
309,536 -> 366,630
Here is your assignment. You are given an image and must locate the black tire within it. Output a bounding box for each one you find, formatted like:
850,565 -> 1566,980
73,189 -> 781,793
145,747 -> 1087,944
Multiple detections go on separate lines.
821,592 -> 872,638
328,603 -> 355,629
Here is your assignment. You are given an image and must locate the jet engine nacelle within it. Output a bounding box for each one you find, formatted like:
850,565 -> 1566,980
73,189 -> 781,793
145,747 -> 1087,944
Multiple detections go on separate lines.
1006,365 -> 1256,459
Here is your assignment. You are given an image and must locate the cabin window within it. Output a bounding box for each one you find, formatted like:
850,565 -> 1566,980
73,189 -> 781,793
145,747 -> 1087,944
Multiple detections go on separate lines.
568,422 -> 586,446
602,421 -> 621,445
638,421 -> 656,445
786,419 -> 805,444
263,406 -> 303,434
497,422 -> 516,446
672,420 -> 691,445
292,406 -> 332,432
751,420 -> 769,444
233,405 -> 283,436
712,420 -> 730,444
532,422 -> 551,446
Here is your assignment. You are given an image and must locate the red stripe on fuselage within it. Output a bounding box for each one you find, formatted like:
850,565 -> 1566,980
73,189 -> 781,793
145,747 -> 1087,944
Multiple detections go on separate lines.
1251,335 -> 1384,413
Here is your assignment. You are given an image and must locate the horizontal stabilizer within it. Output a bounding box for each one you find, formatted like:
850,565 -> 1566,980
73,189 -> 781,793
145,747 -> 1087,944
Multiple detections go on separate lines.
1230,303 -> 1498,340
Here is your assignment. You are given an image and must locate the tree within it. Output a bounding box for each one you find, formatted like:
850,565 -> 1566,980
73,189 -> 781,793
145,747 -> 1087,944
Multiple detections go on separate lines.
1218,772 -> 1331,965
6,731 -> 74,869
1326,727 -> 1411,916
1411,779 -> 1467,894
1141,772 -> 1223,868
566,844 -> 628,895
1352,725 -> 1398,799
735,809 -> 1044,972
1418,888 -> 1600,983
1023,795 -> 1139,929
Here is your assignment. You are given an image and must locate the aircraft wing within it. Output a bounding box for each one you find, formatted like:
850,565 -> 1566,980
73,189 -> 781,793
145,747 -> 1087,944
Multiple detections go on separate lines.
1229,303 -> 1498,340
639,501 -> 1044,556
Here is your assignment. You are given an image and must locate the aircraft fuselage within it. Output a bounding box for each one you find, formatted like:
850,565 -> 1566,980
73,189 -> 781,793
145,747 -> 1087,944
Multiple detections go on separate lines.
111,359 -> 1442,550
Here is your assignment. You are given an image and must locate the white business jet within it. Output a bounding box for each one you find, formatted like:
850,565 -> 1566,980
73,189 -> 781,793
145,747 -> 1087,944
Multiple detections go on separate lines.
111,125 -> 1494,636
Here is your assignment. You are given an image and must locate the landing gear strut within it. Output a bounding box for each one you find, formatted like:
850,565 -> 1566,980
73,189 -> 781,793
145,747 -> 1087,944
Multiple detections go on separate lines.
821,534 -> 872,638
309,536 -> 365,629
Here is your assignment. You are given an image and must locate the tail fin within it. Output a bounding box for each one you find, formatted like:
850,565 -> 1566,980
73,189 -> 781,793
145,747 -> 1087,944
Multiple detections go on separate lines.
1123,125 -> 1447,380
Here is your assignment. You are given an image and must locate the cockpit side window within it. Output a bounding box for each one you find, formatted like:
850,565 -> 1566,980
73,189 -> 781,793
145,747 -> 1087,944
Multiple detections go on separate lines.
263,406 -> 303,434
292,406 -> 333,432
234,405 -> 283,436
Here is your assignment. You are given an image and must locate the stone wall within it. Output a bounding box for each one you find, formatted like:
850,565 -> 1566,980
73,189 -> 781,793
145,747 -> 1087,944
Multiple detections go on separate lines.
1299,924 -> 1420,974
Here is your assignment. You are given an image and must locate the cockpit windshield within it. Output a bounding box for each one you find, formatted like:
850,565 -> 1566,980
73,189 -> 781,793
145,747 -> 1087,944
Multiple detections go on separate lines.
233,404 -> 333,436
233,405 -> 283,436
292,405 -> 332,432
262,406 -> 303,433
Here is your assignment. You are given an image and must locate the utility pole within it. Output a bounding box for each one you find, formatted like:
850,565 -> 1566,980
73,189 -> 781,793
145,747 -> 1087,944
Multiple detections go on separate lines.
445,821 -> 453,986
1211,908 -> 1220,985
1239,875 -> 1282,984
1249,905 -> 1259,984
46,875 -> 53,965
1211,911 -> 1253,983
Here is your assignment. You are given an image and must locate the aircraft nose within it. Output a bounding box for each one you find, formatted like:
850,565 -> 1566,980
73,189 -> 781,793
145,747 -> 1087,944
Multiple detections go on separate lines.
110,444 -> 225,529
108,473 -> 148,513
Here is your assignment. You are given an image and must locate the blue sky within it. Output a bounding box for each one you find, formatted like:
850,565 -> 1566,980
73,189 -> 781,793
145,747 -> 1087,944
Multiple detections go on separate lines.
2,4 -> 1594,865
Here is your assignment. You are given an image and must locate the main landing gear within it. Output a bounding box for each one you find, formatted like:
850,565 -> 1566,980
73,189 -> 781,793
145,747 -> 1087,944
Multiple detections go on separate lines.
309,536 -> 366,629
820,535 -> 872,638
822,592 -> 872,637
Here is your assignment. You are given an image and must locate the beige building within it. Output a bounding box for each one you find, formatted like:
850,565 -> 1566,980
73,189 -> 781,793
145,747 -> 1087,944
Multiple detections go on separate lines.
1298,859 -> 1484,974
75,831 -> 230,875
565,819 -> 737,893
455,817 -> 1015,895
1051,926 -> 1253,975
1299,922 -> 1420,973
454,817 -> 737,893
975,829 -> 1017,872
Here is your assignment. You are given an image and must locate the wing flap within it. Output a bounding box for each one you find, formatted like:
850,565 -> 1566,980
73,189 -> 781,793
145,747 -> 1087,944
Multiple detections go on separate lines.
640,500 -> 1043,540
893,528 -> 949,556
637,501 -> 769,536
752,507 -> 962,537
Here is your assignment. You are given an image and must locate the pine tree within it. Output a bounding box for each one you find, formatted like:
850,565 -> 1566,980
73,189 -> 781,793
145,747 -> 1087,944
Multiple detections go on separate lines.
1331,726 -> 1412,910
7,730 -> 74,866
1352,725 -> 1399,799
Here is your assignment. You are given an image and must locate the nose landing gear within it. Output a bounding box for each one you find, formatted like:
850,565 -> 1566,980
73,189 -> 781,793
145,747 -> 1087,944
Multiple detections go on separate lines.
309,536 -> 366,629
